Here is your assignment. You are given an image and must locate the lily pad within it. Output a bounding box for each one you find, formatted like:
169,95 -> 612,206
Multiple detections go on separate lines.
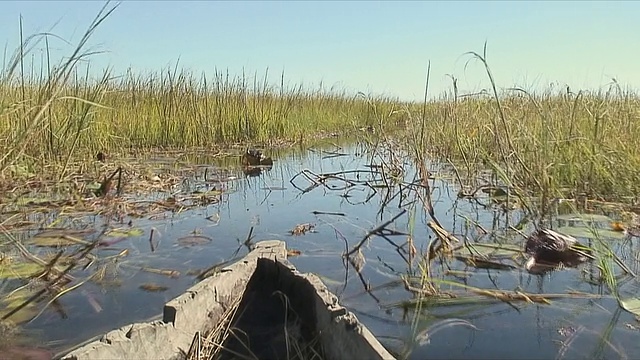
0,304 -> 38,324
0,261 -> 44,279
0,288 -> 41,324
139,283 -> 169,292
177,235 -> 213,246
462,244 -> 522,257
620,298 -> 640,316
556,213 -> 613,224
26,229 -> 94,247
455,255 -> 517,270
33,229 -> 94,238
554,226 -> 626,240
25,237 -> 88,247
105,228 -> 144,238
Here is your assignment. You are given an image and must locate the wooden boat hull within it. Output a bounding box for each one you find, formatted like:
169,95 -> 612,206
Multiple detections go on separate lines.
58,240 -> 395,360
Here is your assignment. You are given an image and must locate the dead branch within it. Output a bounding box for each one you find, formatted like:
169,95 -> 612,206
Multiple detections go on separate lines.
345,209 -> 407,258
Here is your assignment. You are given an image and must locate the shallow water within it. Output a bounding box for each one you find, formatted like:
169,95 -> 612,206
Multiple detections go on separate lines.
5,141 -> 640,359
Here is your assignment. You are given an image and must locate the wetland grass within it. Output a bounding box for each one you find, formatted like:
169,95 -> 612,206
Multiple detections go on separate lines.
2,2 -> 640,358
387,47 -> 640,359
0,24 -> 407,174
404,46 -> 640,203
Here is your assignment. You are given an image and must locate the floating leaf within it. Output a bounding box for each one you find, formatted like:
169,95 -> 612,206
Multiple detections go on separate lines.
141,267 -> 180,278
287,249 -> 302,257
34,229 -> 94,237
556,213 -> 613,224
0,288 -> 41,324
461,244 -> 522,257
97,237 -> 128,247
0,262 -> 44,279
177,235 -> 212,246
26,229 -> 93,247
555,226 -> 626,240
139,283 -> 169,292
620,298 -> 640,316
289,223 -> 315,236
26,237 -> 86,247
105,228 -> 144,238
0,304 -> 38,324
455,255 -> 517,270
611,221 -> 626,232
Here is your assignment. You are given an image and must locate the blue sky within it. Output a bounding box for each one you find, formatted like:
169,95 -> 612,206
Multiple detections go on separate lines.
1,1 -> 638,101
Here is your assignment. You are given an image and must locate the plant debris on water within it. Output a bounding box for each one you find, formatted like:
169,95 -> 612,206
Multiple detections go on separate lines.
1,4 -> 640,360
289,223 -> 315,236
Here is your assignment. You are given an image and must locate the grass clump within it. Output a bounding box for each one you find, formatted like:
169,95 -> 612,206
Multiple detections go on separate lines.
1,58 -> 407,169
0,2 -> 408,175
406,47 -> 640,203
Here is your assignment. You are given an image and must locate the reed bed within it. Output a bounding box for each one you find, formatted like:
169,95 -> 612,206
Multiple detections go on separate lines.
3,1 -> 639,205
0,65 -> 406,167
404,57 -> 640,203
0,3 -> 407,175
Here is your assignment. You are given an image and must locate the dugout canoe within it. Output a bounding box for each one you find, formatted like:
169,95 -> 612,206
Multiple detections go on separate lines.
58,240 -> 395,360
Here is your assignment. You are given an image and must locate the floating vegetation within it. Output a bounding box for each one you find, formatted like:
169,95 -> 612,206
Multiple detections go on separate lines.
289,223 -> 315,236
286,249 -> 302,257
0,261 -> 45,280
104,228 -> 144,238
26,229 -> 94,248
138,283 -> 169,293
140,267 -> 180,279
177,235 -> 213,247
1,6 -> 640,357
555,226 -> 626,241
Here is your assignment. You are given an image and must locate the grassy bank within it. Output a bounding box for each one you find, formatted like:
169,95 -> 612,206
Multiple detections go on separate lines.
0,67 -> 405,156
0,4 -> 408,172
405,56 -> 640,203
2,2 -> 640,203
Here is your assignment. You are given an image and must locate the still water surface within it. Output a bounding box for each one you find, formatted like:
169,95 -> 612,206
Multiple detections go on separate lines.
14,141 -> 640,359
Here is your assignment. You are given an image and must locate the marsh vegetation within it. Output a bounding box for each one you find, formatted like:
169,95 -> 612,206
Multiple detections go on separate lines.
1,3 -> 640,360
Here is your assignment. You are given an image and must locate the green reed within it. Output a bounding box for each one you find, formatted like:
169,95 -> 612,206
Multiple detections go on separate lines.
0,2 -> 408,173
406,52 -> 640,202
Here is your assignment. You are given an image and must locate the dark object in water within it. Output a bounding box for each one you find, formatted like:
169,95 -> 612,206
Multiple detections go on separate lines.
58,240 -> 394,360
95,167 -> 123,198
524,229 -> 591,274
243,149 -> 273,167
242,166 -> 266,177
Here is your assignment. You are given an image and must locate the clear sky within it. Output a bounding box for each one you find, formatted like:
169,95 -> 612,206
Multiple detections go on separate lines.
1,1 -> 638,101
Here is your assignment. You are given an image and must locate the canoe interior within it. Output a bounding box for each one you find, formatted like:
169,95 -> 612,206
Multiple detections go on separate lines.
58,240 -> 395,360
217,257 -> 324,359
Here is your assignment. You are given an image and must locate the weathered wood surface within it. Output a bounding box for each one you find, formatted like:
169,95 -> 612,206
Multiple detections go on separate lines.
59,240 -> 395,360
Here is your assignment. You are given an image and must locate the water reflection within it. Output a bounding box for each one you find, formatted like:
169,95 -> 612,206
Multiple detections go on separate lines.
5,141 -> 640,360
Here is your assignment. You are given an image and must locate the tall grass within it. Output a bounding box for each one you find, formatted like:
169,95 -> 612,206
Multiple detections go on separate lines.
406,50 -> 640,203
0,2 -> 408,173
1,62 -> 406,164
